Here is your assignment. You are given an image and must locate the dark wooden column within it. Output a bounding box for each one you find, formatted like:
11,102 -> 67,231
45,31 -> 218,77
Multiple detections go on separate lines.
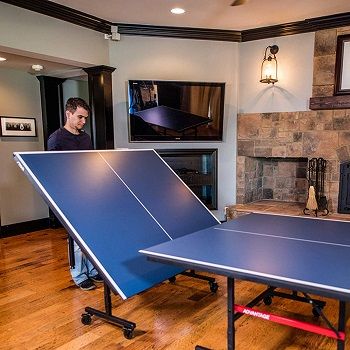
83,65 -> 116,149
37,76 -> 66,150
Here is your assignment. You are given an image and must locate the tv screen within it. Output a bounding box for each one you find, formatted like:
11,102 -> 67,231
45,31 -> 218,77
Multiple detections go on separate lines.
128,80 -> 225,142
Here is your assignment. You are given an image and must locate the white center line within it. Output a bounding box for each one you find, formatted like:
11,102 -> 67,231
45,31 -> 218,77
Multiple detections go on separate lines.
214,227 -> 350,248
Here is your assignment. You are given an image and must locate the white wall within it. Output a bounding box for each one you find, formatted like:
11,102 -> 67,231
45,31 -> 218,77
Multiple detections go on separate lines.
109,35 -> 238,220
238,33 -> 315,113
0,67 -> 48,225
0,3 -> 109,227
0,3 -> 318,225
0,2 -> 109,67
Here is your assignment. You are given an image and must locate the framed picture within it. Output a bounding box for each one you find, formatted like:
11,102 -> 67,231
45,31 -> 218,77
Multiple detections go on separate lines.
0,116 -> 37,137
335,34 -> 350,95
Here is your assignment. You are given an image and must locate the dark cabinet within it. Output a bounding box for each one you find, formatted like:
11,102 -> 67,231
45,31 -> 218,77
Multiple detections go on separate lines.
157,149 -> 218,210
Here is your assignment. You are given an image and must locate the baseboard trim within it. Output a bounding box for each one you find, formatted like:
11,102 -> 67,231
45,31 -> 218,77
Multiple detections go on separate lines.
0,218 -> 50,238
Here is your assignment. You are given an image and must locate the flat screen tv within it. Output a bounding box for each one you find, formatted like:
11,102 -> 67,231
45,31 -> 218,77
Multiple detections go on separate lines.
128,80 -> 225,142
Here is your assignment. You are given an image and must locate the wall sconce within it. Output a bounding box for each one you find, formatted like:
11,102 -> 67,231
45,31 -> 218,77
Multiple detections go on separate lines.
260,45 -> 279,84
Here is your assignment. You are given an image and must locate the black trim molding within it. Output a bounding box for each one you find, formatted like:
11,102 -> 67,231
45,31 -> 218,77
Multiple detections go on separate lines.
117,23 -> 241,42
242,12 -> 350,42
1,218 -> 50,238
1,0 -> 350,42
0,0 -> 111,33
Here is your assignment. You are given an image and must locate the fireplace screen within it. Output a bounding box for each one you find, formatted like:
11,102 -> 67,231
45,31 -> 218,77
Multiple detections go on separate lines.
338,161 -> 350,214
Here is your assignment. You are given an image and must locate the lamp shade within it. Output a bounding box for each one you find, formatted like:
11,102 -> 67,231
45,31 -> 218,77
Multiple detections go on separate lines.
260,45 -> 279,84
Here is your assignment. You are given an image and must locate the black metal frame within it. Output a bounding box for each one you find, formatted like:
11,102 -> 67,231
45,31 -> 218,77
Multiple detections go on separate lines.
225,278 -> 345,350
81,282 -> 136,339
304,157 -> 329,216
81,271 -> 216,340
195,279 -> 347,350
68,236 -> 75,268
181,270 -> 218,293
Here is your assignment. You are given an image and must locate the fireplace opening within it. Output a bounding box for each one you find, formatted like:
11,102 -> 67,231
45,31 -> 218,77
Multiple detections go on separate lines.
237,157 -> 308,204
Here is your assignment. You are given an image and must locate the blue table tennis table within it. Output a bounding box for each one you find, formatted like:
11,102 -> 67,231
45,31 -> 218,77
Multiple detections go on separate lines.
141,212 -> 350,350
14,149 -> 219,338
134,105 -> 211,136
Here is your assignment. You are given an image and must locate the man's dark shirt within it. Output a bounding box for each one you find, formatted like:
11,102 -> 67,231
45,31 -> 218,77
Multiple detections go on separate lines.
47,127 -> 92,151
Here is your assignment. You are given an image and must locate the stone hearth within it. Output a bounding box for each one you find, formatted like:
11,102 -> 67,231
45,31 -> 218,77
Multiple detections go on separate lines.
226,200 -> 350,222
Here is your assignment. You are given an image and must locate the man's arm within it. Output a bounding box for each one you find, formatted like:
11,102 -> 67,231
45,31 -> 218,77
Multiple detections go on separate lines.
47,131 -> 60,151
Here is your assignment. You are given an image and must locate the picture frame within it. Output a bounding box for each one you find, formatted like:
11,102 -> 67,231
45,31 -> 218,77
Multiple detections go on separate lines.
0,116 -> 37,137
334,34 -> 350,95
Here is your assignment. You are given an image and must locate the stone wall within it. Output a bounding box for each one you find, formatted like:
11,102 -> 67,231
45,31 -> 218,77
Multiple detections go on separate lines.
313,26 -> 350,98
237,110 -> 350,212
236,26 -> 350,213
238,156 -> 308,204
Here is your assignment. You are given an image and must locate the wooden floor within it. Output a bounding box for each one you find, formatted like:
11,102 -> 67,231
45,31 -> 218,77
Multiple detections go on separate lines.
0,228 -> 349,350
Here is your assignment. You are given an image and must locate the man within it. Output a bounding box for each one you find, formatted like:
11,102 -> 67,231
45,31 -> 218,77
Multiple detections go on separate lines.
48,97 -> 103,290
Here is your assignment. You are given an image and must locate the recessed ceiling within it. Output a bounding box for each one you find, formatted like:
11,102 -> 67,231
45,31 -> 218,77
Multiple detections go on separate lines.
49,0 -> 350,31
0,51 -> 87,78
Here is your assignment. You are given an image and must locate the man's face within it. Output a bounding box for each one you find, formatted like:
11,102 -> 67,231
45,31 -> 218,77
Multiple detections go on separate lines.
66,106 -> 89,132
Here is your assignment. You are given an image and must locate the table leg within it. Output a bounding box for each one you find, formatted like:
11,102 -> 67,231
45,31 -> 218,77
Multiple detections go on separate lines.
337,301 -> 346,350
228,277 -> 235,350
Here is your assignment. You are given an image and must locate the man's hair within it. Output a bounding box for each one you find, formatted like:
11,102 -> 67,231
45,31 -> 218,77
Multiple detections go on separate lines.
65,97 -> 90,115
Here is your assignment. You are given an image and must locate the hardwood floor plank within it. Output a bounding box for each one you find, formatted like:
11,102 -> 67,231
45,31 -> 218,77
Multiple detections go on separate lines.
0,228 -> 349,349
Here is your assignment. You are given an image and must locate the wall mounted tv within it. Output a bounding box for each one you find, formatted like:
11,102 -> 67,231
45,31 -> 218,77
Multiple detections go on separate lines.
128,80 -> 225,142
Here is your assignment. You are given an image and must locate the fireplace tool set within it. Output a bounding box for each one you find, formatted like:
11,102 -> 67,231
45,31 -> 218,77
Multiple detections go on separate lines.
304,157 -> 329,216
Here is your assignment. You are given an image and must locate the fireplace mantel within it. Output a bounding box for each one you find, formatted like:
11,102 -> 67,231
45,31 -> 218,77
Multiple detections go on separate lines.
309,95 -> 350,110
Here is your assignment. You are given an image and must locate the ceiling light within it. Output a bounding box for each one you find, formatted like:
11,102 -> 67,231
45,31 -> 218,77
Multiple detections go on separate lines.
0,57 -> 7,62
171,7 -> 185,14
31,64 -> 44,72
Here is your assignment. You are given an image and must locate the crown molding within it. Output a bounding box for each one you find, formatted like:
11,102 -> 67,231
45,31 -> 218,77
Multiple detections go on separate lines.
0,0 -> 111,33
116,23 -> 241,42
242,12 -> 350,42
1,0 -> 350,42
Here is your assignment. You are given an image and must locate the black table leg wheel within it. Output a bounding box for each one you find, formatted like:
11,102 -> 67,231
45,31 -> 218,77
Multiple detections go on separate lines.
123,327 -> 134,339
263,296 -> 272,305
209,281 -> 218,293
312,307 -> 323,317
81,313 -> 92,325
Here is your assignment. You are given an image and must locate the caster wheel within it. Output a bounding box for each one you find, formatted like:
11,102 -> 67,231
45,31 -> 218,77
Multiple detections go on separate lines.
123,328 -> 134,339
168,276 -> 176,283
81,313 -> 92,325
312,307 -> 322,317
209,281 -> 218,293
263,296 -> 272,305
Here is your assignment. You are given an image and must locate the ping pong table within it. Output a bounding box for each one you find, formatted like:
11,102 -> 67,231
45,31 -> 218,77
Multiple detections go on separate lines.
134,105 -> 211,136
140,212 -> 350,350
14,149 -> 219,338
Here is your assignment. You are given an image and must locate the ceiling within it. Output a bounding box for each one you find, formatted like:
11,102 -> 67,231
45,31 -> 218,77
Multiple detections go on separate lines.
0,51 -> 84,77
0,0 -> 349,75
49,0 -> 350,31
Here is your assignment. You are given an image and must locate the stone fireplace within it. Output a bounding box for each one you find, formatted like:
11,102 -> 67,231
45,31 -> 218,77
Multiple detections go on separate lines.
236,26 -> 350,214
236,110 -> 349,213
238,156 -> 308,204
